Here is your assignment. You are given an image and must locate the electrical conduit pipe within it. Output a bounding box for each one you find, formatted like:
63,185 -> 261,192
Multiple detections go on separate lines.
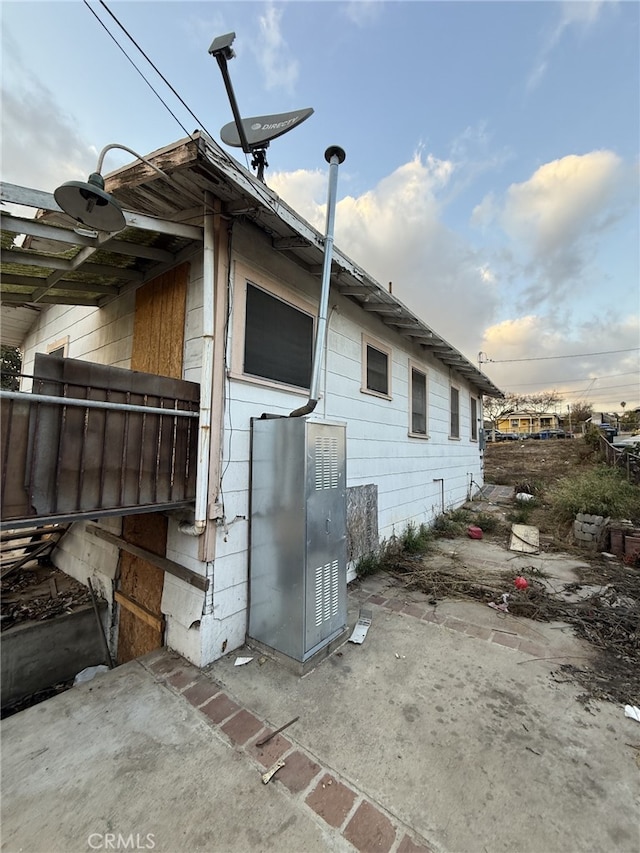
289,146 -> 346,418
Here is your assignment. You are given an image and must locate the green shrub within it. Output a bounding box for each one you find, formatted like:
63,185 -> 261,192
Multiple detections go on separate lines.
583,425 -> 603,450
548,466 -> 640,522
401,521 -> 433,553
355,551 -> 383,578
472,512 -> 501,533
432,512 -> 468,538
355,521 -> 433,577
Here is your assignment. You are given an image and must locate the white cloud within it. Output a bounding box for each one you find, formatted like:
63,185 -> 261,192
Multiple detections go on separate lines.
501,151 -> 624,255
481,313 -> 640,410
252,3 -> 299,94
527,0 -> 611,91
271,151 -> 499,358
474,151 -> 633,308
343,1 -> 383,27
1,32 -> 94,192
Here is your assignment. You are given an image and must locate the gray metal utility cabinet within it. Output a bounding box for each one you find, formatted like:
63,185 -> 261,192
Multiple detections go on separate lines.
249,418 -> 347,665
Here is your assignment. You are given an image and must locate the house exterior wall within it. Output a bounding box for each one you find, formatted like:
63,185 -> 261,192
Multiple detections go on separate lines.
18,251 -> 209,666
16,222 -> 486,668
200,222 -> 485,665
497,413 -> 560,434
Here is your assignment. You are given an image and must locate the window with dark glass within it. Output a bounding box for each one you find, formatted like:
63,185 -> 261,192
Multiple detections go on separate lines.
366,345 -> 389,395
411,367 -> 427,434
243,283 -> 313,388
471,397 -> 478,440
450,386 -> 460,438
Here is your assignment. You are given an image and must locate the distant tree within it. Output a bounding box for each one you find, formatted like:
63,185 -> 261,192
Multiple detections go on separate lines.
0,346 -> 21,391
482,392 -> 525,428
620,410 -> 640,431
568,400 -> 593,426
521,391 -> 563,414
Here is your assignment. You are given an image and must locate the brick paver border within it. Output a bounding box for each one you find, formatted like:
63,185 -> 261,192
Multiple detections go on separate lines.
140,573 -> 552,853
140,649 -> 433,853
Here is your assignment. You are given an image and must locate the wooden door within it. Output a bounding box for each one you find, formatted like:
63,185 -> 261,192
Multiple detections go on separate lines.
116,264 -> 188,663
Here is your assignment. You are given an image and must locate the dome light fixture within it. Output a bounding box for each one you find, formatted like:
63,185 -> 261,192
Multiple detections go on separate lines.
54,143 -> 169,233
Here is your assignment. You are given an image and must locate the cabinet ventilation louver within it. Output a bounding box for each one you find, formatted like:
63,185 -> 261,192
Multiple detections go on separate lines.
314,560 -> 339,625
315,436 -> 339,490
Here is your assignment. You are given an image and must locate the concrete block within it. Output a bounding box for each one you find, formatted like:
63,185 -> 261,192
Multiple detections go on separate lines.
1,604 -> 108,708
574,529 -> 593,542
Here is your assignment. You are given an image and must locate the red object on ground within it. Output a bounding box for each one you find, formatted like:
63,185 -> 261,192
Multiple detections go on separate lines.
467,525 -> 483,540
514,576 -> 528,590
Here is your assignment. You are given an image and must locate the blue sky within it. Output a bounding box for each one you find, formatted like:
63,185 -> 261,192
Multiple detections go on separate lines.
2,0 -> 639,413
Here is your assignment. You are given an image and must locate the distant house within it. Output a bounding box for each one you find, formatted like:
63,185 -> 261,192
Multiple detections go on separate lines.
1,132 -> 502,669
497,411 -> 561,435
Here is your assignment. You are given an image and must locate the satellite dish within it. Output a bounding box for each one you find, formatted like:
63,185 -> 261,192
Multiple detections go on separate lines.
209,32 -> 314,182
220,108 -> 314,149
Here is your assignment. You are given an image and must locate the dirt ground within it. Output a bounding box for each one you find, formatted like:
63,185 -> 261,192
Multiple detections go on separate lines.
483,434 -> 594,491
385,436 -> 640,708
483,436 -> 607,549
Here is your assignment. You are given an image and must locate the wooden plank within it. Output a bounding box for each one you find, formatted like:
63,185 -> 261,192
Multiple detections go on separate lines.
0,182 -> 203,240
115,590 -> 164,632
87,525 -> 208,591
131,264 -> 188,379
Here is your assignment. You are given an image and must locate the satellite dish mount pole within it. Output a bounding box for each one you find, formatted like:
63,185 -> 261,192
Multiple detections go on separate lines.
209,32 -> 269,182
209,32 -> 313,184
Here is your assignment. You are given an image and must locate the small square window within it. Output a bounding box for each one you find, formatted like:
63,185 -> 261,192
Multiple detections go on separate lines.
410,366 -> 427,435
450,386 -> 460,438
361,335 -> 391,398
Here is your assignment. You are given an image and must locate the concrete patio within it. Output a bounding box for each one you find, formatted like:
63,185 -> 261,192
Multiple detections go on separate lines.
2,538 -> 639,853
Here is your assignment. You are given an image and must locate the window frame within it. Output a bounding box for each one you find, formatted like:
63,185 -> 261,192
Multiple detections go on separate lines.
46,336 -> 69,357
408,360 -> 429,438
449,384 -> 460,439
470,395 -> 479,442
229,263 -> 316,395
361,334 -> 392,399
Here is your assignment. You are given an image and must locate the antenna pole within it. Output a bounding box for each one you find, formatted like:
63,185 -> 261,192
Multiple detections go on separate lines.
214,53 -> 251,154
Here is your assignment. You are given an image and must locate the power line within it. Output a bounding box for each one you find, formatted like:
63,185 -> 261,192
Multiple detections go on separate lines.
84,1 -> 274,204
484,347 -> 639,364
82,1 -> 194,141
96,0 -> 217,141
501,371 -> 638,388
502,382 -> 639,396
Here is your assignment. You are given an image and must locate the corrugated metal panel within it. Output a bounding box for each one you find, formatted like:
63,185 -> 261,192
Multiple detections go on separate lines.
1,355 -> 199,528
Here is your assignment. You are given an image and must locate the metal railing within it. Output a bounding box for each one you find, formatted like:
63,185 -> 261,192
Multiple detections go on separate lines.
598,434 -> 640,485
1,362 -> 200,528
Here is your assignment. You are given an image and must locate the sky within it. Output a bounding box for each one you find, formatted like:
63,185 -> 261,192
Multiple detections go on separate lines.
2,0 -> 639,415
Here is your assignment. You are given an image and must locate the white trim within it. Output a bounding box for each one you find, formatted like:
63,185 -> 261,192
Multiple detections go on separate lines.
361,333 -> 392,399
470,394 -> 479,442
46,336 -> 69,357
230,260 -> 316,391
408,359 -> 429,439
449,383 -> 460,440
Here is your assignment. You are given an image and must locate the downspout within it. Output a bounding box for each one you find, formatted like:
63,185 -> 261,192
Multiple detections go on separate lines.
289,146 -> 346,418
180,190 -> 216,535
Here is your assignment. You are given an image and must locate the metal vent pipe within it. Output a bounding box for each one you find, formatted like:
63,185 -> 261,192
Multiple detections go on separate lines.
289,145 -> 346,418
